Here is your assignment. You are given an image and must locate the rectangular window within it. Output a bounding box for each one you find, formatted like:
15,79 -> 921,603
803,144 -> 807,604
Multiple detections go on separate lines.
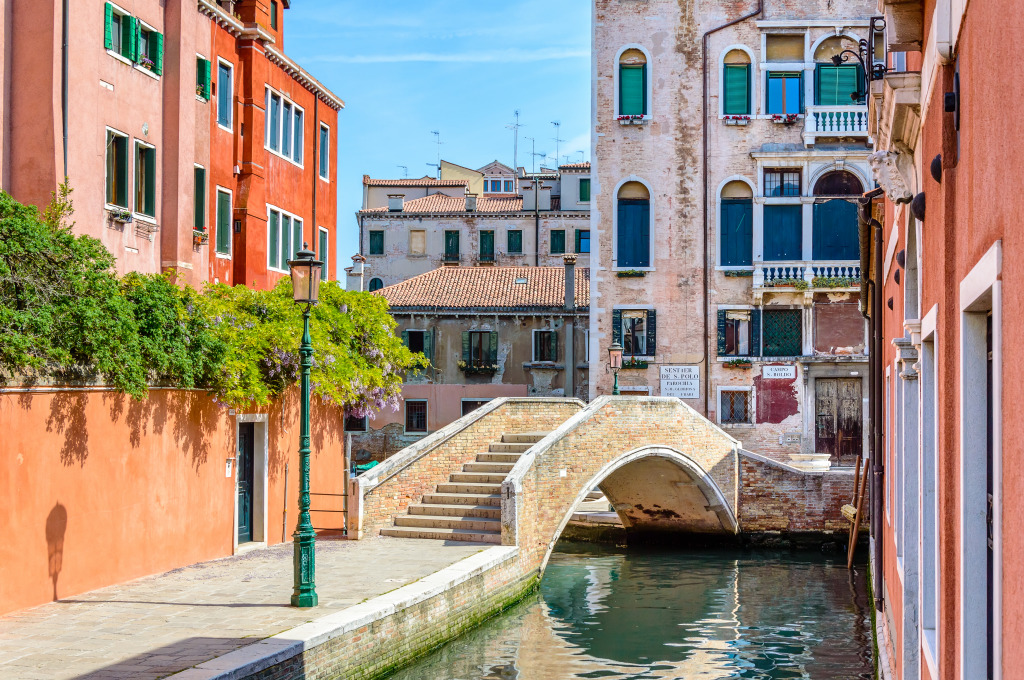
264,87 -> 303,163
405,400 -> 427,433
762,205 -> 803,261
722,310 -> 752,356
720,390 -> 752,424
616,309 -> 655,357
444,230 -> 460,261
270,0 -> 278,29
533,330 -> 558,362
105,129 -> 129,208
319,124 -> 330,179
764,169 -> 801,197
369,230 -> 384,255
343,411 -> 367,432
579,178 -> 591,202
766,72 -> 802,114
104,4 -> 135,61
466,330 -> 493,367
217,61 -> 233,129
619,64 -> 646,115
503,180 -> 514,192
507,230 -> 523,254
267,91 -> 281,151
720,198 -> 752,266
215,188 -> 231,255
575,229 -> 590,254
723,64 -> 751,115
762,309 -> 802,357
318,227 -> 329,281
409,230 -> 426,255
196,56 -> 212,100
134,142 -> 156,218
405,330 -> 426,354
550,230 -> 566,255
462,399 -> 490,416
293,110 -> 304,164
193,166 -> 206,230
815,64 -> 863,106
281,101 -> 293,158
480,230 -> 495,261
267,206 -> 302,269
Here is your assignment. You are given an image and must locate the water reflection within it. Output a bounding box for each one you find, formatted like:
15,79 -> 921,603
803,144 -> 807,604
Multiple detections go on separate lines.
387,543 -> 872,680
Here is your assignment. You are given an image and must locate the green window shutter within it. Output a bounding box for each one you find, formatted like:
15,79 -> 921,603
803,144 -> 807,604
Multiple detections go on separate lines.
723,64 -> 750,115
619,65 -> 645,115
144,147 -> 156,215
611,309 -> 622,345
104,3 -> 114,50
575,229 -> 582,253
645,310 -> 656,355
268,211 -> 279,268
401,330 -> 409,348
423,329 -> 433,363
152,33 -> 164,75
840,64 -> 861,104
751,309 -> 762,357
216,191 -> 231,254
461,331 -> 470,362
816,65 -> 860,106
116,137 -> 128,207
126,17 -> 138,61
579,178 -> 591,202
551,230 -> 565,255
717,310 -> 727,355
480,230 -> 494,258
369,231 -> 384,255
193,167 -> 205,230
489,332 -> 498,364
549,331 -> 558,363
202,59 -> 212,100
293,220 -> 303,260
720,198 -> 753,266
507,230 -> 522,253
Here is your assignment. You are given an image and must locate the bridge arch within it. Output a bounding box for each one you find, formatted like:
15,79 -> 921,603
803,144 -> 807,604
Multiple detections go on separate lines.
540,445 -> 739,572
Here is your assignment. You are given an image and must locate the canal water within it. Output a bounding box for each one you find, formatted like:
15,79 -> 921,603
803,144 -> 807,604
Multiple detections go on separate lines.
388,542 -> 873,679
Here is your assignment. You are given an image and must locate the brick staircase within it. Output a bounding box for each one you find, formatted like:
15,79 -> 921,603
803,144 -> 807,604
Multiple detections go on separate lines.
380,432 -> 548,543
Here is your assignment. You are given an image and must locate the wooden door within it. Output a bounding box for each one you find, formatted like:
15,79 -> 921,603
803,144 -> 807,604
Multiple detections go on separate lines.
237,422 -> 255,543
815,378 -> 862,465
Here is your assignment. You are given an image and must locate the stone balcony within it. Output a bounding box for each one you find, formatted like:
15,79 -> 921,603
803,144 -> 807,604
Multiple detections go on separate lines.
753,260 -> 861,302
802,105 -> 870,146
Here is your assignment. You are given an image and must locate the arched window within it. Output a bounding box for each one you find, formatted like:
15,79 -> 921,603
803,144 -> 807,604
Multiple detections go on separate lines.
813,36 -> 864,105
812,170 -> 862,261
368,277 -> 384,292
720,181 -> 753,266
618,49 -> 647,116
617,182 -> 650,268
722,50 -> 751,115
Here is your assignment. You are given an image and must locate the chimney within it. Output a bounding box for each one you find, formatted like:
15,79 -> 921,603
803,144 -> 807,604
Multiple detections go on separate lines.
563,254 -> 577,310
387,194 -> 404,212
465,193 -> 478,211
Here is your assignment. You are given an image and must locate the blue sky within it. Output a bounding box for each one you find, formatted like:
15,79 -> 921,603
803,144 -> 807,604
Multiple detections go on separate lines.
285,1 -> 592,268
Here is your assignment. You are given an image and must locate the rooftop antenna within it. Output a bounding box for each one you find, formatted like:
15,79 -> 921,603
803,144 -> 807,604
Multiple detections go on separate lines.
576,150 -> 585,162
397,165 -> 408,179
562,154 -> 570,166
505,110 -> 522,170
426,162 -> 439,178
525,137 -> 546,174
430,130 -> 443,178
550,121 -> 564,169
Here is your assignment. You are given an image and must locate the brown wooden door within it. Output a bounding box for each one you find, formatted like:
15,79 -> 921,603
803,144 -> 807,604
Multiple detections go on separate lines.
815,378 -> 862,465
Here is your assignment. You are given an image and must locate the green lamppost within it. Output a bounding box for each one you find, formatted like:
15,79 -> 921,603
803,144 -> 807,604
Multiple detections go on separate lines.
288,245 -> 323,608
608,341 -> 622,396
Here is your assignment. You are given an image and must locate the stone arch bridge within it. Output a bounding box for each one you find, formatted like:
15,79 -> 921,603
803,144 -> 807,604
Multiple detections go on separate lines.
352,396 -> 853,577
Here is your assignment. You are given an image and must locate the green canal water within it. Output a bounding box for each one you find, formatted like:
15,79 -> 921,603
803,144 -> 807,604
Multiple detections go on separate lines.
387,542 -> 873,679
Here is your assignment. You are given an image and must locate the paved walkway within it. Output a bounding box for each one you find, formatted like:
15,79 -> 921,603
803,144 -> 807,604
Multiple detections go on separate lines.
0,537 -> 483,680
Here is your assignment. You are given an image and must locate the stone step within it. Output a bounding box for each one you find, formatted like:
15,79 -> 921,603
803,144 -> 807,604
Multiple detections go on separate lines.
449,471 -> 508,484
421,492 -> 501,507
436,482 -> 502,495
489,440 -> 536,450
408,503 -> 501,519
502,432 -> 549,444
395,515 -> 501,532
463,462 -> 515,474
380,526 -> 501,544
477,453 -> 522,464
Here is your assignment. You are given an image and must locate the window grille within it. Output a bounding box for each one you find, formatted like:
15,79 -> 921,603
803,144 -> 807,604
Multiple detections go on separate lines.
721,390 -> 751,424
762,309 -> 802,356
765,169 -> 800,196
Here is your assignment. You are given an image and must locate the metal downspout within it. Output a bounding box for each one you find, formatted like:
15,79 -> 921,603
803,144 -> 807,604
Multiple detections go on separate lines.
871,215 -> 884,611
61,0 -> 69,179
535,179 -> 540,267
702,0 -> 762,416
312,99 -> 317,251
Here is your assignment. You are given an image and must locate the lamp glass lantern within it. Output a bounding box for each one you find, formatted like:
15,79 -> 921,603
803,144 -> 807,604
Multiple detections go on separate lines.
288,246 -> 323,305
608,342 -> 623,370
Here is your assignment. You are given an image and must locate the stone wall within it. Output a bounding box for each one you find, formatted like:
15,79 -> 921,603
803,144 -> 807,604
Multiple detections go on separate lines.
352,397 -> 584,537
737,451 -> 854,533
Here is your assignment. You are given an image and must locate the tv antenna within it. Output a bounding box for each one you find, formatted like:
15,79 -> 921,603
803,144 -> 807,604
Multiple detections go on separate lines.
576,150 -> 585,162
505,110 -> 523,170
430,130 -> 443,177
396,165 -> 408,179
426,162 -> 439,178
525,137 -> 546,174
550,121 -> 564,168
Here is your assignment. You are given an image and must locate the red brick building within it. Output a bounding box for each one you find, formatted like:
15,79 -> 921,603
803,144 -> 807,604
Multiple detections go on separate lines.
866,1 -> 1021,678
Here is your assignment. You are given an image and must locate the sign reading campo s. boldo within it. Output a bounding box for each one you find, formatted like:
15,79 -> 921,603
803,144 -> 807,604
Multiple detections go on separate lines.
660,365 -> 700,399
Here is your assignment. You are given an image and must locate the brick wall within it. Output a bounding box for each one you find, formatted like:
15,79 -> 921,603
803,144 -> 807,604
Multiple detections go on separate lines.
737,454 -> 854,532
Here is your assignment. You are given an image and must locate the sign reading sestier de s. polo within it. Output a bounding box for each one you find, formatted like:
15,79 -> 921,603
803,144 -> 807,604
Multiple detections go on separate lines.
660,365 -> 700,399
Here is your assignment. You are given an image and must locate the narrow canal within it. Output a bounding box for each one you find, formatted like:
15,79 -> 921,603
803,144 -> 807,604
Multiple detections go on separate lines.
388,542 -> 873,679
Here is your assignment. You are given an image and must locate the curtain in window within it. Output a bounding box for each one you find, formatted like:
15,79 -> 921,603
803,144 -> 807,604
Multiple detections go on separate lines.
617,199 -> 650,267
619,65 -> 645,115
762,205 -> 802,261
812,199 -> 859,260
720,198 -> 752,266
723,64 -> 750,115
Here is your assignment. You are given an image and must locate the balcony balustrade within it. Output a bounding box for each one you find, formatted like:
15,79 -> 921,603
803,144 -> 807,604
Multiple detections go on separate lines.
754,261 -> 861,291
803,105 -> 870,146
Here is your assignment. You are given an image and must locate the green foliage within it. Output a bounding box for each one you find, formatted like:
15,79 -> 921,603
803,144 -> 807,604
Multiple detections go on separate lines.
766,277 -> 808,290
724,358 -> 753,368
811,276 -> 859,289
0,186 -> 422,411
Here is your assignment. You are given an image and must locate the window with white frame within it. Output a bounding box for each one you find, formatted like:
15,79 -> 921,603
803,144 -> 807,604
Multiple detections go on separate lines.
217,60 -> 233,129
267,205 -> 303,272
105,128 -> 129,209
920,330 -> 939,667
215,187 -> 232,256
405,400 -> 427,433
318,227 -> 329,281
193,165 -> 206,230
318,124 -> 330,179
720,389 -> 752,425
134,141 -> 156,218
265,86 -> 303,164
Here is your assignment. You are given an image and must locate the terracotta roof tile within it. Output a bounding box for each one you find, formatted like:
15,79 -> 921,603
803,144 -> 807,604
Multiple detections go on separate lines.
378,266 -> 589,310
362,194 -> 523,214
362,174 -> 469,187
558,161 -> 591,170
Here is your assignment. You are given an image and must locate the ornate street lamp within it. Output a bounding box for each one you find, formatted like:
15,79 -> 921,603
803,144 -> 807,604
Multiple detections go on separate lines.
288,244 -> 322,608
608,342 -> 623,396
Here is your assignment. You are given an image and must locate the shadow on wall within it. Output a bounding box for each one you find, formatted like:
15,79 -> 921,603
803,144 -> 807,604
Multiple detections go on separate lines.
45,502 -> 67,601
45,392 -> 89,467
103,390 -> 220,471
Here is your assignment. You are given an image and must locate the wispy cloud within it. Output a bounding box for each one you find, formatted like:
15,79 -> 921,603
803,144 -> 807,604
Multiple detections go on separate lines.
300,47 -> 589,64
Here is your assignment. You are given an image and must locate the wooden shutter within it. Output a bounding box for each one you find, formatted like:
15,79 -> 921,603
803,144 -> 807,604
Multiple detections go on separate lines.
548,331 -> 558,362
423,329 -> 433,363
201,59 -> 212,100
488,332 -> 498,363
723,64 -> 750,115
579,178 -> 590,202
763,205 -> 802,261
152,32 -> 164,75
144,147 -> 156,215
645,310 -> 656,355
401,330 -> 409,348
461,331 -> 470,362
268,210 -> 279,268
115,137 -> 128,207
293,220 -> 303,260
216,191 -> 231,254
751,309 -> 761,356
104,3 -> 114,49
619,65 -> 645,115
611,309 -> 622,345
717,309 -> 727,355
480,230 -> 494,258
617,199 -> 650,268
127,17 -> 138,61
720,198 -> 753,266
812,200 -> 859,260
815,65 -> 859,106
193,167 -> 205,230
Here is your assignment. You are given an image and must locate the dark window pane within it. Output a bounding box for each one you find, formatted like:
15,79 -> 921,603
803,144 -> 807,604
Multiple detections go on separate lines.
216,190 -> 231,254
763,309 -> 803,356
405,401 -> 427,432
369,231 -> 384,255
368,277 -> 383,292
576,229 -> 590,254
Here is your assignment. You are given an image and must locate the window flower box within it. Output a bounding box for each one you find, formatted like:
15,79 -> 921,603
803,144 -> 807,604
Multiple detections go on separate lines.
770,113 -> 799,125
616,269 -> 646,278
724,359 -> 753,369
458,360 -> 498,375
139,56 -> 155,71
811,276 -> 860,289
765,277 -> 808,290
724,115 -> 750,126
108,208 -> 132,223
193,229 -> 209,246
622,358 -> 649,369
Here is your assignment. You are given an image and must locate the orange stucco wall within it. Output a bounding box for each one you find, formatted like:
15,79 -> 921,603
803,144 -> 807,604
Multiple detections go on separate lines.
0,386 -> 345,616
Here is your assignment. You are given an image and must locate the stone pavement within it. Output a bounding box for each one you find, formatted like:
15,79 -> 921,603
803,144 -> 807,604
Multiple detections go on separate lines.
0,536 -> 483,680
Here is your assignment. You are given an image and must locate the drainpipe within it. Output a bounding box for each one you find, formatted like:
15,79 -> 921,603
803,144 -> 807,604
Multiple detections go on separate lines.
563,254 -> 577,398
61,0 -> 69,179
534,179 -> 540,266
702,0 -> 763,416
311,98 -> 317,253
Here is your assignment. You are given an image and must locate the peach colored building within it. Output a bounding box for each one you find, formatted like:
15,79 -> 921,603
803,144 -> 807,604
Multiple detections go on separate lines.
0,0 -> 341,289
